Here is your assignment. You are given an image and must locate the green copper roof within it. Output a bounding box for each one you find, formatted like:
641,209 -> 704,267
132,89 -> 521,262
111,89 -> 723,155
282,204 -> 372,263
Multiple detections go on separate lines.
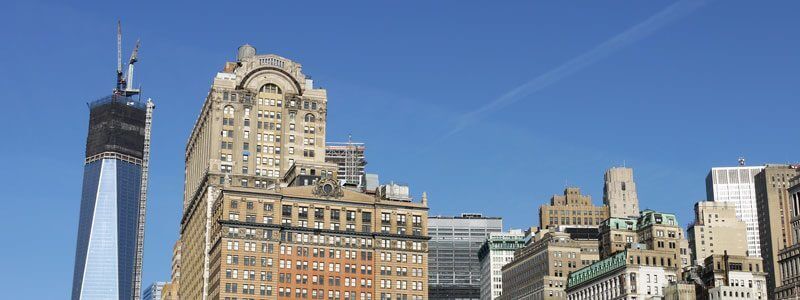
638,209 -> 679,228
567,250 -> 628,289
477,234 -> 526,260
603,217 -> 638,231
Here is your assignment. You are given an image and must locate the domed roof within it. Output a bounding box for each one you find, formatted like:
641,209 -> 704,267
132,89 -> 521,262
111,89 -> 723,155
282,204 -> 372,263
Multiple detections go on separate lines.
237,44 -> 256,61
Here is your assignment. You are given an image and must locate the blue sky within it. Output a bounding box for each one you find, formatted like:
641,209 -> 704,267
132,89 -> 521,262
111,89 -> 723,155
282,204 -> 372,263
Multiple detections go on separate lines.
1,0 -> 799,298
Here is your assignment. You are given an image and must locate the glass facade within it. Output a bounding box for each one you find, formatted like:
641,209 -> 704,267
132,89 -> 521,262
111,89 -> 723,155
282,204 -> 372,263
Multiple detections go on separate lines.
428,215 -> 502,300
72,159 -> 142,300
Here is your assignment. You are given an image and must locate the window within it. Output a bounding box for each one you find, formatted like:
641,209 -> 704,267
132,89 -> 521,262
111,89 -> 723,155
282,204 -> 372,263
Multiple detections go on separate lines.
304,113 -> 316,122
260,83 -> 282,94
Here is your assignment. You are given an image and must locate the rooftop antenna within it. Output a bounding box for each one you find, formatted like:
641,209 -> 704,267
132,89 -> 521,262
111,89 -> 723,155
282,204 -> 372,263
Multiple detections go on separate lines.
738,157 -> 746,166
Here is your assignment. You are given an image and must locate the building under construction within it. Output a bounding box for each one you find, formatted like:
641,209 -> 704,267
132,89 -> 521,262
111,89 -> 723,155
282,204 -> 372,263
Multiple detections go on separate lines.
325,140 -> 367,187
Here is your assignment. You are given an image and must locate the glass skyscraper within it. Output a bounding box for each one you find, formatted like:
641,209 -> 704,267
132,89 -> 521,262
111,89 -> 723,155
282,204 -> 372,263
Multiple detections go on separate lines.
71,92 -> 154,300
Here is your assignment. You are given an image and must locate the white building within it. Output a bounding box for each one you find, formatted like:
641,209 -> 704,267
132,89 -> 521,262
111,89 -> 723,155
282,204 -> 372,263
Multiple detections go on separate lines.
708,286 -> 761,300
706,165 -> 765,257
566,250 -> 680,300
477,229 -> 526,300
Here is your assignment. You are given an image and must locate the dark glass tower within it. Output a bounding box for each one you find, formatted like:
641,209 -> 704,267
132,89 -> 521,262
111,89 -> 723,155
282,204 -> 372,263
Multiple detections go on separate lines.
72,25 -> 154,300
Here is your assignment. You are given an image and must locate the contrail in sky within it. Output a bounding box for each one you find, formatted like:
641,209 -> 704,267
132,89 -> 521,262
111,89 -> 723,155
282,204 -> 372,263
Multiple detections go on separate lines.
445,0 -> 711,138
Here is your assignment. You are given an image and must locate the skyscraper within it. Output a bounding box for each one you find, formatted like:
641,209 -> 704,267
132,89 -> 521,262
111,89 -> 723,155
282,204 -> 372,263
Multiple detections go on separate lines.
177,45 -> 430,300
706,165 -> 765,257
776,175 -> 800,299
180,44 -> 328,210
603,167 -> 640,218
755,164 -> 799,297
428,214 -> 502,300
71,24 -> 155,300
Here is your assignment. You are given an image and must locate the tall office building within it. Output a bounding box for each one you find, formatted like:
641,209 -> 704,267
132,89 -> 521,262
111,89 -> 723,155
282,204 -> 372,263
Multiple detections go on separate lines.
178,46 -> 429,300
687,201 -> 748,265
142,282 -> 166,300
539,187 -> 609,230
428,214 -> 502,299
325,140 -> 367,187
477,229 -> 526,300
181,44 -> 328,210
706,165 -> 765,257
603,167 -> 640,218
755,164 -> 800,298
71,25 -> 154,300
777,175 -> 800,299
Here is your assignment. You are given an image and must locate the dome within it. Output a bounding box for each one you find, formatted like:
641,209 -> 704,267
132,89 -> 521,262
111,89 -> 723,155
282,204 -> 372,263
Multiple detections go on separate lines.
237,44 -> 256,61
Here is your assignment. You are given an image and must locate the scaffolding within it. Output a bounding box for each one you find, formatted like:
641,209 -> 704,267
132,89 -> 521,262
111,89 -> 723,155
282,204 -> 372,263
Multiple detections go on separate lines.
325,138 -> 366,187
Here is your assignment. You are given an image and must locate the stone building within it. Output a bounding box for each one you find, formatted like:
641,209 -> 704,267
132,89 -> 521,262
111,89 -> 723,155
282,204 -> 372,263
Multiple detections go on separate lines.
776,175 -> 800,299
603,167 -> 641,218
539,187 -> 609,230
598,210 -> 691,269
697,254 -> 767,300
687,201 -> 749,266
665,282 -> 696,300
499,228 -> 599,300
565,249 -> 681,299
755,164 -> 800,297
177,46 -> 429,300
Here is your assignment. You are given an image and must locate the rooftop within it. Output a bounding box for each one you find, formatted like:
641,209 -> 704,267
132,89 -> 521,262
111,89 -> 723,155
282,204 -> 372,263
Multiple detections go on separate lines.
567,250 -> 628,289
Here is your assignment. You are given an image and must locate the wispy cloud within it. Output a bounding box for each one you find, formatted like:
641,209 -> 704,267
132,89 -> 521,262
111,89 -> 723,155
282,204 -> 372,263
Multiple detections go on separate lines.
445,0 -> 711,138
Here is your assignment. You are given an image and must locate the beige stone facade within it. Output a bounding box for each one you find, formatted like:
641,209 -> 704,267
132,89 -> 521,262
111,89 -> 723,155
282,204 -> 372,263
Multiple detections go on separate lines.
539,187 -> 609,230
603,167 -> 640,218
498,229 -> 599,300
182,46 -> 329,210
755,164 -> 799,297
687,201 -> 748,266
180,181 -> 429,300
665,282 -> 696,300
566,249 -> 681,300
177,47 -> 429,300
599,210 -> 691,268
698,254 -> 767,300
776,175 -> 800,299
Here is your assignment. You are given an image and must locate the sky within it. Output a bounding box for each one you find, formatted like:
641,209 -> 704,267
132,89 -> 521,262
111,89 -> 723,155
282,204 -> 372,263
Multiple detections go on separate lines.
1,0 -> 798,298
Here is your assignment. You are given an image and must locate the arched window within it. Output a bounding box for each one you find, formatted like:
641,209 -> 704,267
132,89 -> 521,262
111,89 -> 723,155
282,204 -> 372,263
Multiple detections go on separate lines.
259,83 -> 282,94
224,105 -> 235,115
304,113 -> 316,123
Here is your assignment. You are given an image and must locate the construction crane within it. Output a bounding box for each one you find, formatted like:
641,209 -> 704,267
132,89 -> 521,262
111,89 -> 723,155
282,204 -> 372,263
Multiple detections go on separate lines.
114,21 -> 141,97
